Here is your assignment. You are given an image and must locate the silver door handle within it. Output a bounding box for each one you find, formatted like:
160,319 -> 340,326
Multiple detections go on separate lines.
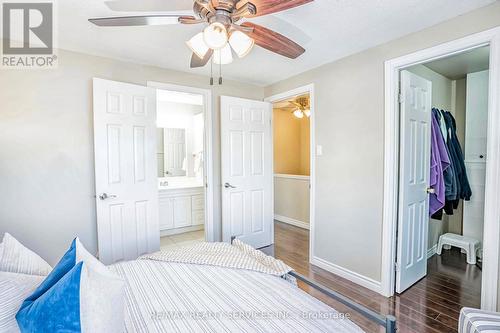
426,188 -> 435,194
98,193 -> 117,200
224,183 -> 236,189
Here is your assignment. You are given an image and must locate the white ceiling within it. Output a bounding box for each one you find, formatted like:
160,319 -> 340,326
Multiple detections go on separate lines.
425,46 -> 490,80
58,0 -> 497,86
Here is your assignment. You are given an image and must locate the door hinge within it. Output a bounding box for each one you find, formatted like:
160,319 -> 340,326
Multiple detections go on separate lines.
395,262 -> 400,272
398,92 -> 404,104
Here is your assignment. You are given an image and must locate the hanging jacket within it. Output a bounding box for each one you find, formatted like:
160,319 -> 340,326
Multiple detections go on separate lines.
432,109 -> 457,201
443,111 -> 472,201
429,111 -> 451,215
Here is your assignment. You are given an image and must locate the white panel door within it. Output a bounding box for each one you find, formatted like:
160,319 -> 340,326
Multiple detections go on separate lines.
396,71 -> 432,293
164,128 -> 186,177
93,78 -> 159,264
221,96 -> 272,248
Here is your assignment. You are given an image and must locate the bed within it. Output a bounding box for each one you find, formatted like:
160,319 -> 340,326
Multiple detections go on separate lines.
0,235 -> 396,333
106,240 -> 396,333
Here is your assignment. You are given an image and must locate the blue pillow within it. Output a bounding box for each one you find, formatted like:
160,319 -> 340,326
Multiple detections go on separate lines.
16,239 -> 82,332
15,238 -> 125,333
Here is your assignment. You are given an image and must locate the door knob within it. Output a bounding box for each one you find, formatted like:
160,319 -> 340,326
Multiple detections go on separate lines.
426,188 -> 435,194
224,182 -> 236,189
98,193 -> 117,200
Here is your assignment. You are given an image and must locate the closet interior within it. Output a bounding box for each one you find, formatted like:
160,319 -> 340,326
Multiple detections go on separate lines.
405,45 -> 489,294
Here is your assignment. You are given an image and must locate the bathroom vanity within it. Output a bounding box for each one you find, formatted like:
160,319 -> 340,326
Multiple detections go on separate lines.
158,178 -> 204,236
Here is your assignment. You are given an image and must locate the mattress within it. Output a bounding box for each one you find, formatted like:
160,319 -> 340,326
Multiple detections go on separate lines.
110,259 -> 364,333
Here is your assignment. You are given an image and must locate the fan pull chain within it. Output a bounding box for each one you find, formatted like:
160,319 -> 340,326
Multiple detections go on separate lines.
219,53 -> 223,85
210,58 -> 214,86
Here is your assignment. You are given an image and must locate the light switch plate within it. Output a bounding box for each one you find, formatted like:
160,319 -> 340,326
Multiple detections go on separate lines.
316,145 -> 323,156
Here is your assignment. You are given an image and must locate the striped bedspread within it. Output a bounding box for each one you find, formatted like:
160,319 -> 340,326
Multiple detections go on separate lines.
140,240 -> 293,280
110,260 -> 364,332
459,307 -> 500,333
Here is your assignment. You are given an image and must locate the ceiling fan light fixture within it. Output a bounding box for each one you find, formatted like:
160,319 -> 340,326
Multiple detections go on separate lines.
229,30 -> 254,58
303,109 -> 311,117
203,22 -> 228,50
293,109 -> 304,119
213,44 -> 233,65
186,32 -> 210,59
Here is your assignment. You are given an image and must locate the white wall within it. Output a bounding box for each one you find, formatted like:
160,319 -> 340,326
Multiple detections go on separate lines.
0,47 -> 264,265
264,2 -> 500,285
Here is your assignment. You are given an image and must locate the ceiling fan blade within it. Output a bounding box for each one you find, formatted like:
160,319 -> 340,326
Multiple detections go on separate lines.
179,16 -> 205,24
237,0 -> 313,18
190,49 -> 214,68
88,15 -> 190,27
104,0 -> 193,12
240,22 -> 305,59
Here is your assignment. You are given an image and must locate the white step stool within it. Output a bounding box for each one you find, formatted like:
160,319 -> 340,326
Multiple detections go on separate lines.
437,233 -> 481,265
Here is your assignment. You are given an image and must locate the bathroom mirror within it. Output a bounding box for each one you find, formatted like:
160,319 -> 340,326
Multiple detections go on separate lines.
156,89 -> 205,184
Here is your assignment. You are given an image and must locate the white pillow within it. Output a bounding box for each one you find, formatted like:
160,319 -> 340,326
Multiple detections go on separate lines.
0,233 -> 52,276
0,271 -> 44,332
75,238 -> 126,333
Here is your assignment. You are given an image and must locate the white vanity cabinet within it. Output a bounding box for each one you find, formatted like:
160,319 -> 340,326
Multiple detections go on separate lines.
159,187 -> 204,233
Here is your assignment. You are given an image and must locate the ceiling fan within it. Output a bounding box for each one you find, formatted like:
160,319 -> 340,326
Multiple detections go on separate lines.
89,0 -> 313,82
275,95 -> 310,118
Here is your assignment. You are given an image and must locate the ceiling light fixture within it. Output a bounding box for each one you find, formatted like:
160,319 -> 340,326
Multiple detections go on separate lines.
303,109 -> 311,117
213,44 -> 233,65
203,22 -> 228,50
186,32 -> 210,59
293,109 -> 304,119
229,30 -> 254,58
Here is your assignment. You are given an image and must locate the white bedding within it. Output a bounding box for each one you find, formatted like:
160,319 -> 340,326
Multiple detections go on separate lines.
110,260 -> 364,333
0,272 -> 44,332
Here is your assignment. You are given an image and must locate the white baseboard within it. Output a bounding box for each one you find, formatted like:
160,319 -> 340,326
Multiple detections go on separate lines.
427,244 -> 437,259
311,256 -> 382,294
160,225 -> 204,237
274,214 -> 309,230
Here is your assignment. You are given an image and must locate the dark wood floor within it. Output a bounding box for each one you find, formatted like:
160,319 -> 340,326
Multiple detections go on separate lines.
262,221 -> 482,333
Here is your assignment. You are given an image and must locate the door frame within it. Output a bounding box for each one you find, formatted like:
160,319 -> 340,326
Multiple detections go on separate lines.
264,84 -> 315,257
381,27 -> 500,311
147,81 -> 215,242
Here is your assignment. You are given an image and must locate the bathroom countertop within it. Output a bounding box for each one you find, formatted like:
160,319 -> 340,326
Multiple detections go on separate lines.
158,177 -> 203,191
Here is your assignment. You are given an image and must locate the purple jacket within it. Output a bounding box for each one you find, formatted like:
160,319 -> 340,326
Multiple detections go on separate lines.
429,113 -> 450,215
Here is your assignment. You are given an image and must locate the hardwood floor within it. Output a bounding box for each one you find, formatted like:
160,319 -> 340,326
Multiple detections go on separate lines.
262,221 -> 481,333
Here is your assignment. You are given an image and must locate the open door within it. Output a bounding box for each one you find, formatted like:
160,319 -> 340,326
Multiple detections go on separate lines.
396,70 -> 432,293
221,96 -> 273,248
93,78 -> 159,264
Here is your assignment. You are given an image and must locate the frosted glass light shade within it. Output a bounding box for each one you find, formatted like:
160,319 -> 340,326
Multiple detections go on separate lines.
229,31 -> 254,58
203,22 -> 228,50
186,32 -> 210,59
303,109 -> 311,117
213,44 -> 233,65
293,110 -> 304,118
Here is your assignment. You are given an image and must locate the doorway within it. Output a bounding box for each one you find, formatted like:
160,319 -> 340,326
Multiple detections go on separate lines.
382,28 -> 500,311
272,94 -> 311,232
265,84 -> 315,259
396,47 -> 489,298
148,82 -> 215,246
